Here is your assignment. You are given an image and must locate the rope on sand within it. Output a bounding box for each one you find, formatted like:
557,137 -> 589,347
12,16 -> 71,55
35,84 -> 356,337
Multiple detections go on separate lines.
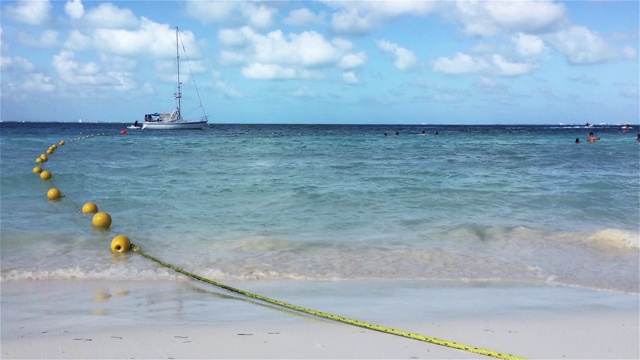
131,244 -> 526,360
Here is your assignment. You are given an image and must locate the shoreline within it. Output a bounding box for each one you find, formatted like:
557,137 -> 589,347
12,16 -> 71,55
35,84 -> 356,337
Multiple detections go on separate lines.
1,279 -> 638,359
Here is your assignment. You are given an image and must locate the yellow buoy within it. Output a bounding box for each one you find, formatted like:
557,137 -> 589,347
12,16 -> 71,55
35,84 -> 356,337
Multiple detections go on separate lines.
36,157 -> 43,163
59,140 -> 65,146
92,212 -> 112,228
40,154 -> 48,161
40,170 -> 52,180
47,148 -> 54,154
47,188 -> 62,200
33,166 -> 43,174
52,144 -> 58,149
82,202 -> 98,214
111,235 -> 131,253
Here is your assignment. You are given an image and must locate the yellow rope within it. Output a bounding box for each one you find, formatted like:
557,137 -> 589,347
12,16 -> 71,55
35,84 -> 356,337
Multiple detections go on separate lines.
132,244 -> 526,360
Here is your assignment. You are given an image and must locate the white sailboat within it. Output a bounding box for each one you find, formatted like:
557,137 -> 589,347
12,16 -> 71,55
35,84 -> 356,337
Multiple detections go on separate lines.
141,27 -> 208,130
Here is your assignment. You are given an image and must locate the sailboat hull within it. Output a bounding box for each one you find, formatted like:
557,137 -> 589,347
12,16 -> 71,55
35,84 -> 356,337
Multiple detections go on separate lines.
142,120 -> 207,130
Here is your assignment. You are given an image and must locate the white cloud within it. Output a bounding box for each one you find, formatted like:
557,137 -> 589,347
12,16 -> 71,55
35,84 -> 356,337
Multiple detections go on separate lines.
491,55 -> 537,77
83,3 -> 138,29
1,56 -> 35,72
65,0 -> 84,19
22,73 -> 56,92
284,8 -> 325,26
432,53 -> 487,74
219,50 -> 247,66
4,0 -> 52,25
93,19 -> 199,58
219,27 -> 364,80
549,25 -> 615,65
342,71 -> 359,84
484,1 -> 566,33
241,63 -> 297,80
328,1 -> 437,35
16,30 -> 58,48
289,31 -> 342,67
52,50 -> 136,90
512,33 -> 547,57
186,1 -> 276,29
376,39 -> 417,70
218,28 -> 248,47
448,0 -> 566,36
63,29 -> 92,51
432,53 -> 536,77
338,52 -> 366,69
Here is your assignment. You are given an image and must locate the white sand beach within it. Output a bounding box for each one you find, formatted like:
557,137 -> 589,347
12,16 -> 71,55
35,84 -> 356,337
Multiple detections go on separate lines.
1,280 -> 638,359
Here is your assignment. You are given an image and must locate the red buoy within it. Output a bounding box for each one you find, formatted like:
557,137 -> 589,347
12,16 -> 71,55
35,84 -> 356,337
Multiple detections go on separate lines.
120,129 -> 127,134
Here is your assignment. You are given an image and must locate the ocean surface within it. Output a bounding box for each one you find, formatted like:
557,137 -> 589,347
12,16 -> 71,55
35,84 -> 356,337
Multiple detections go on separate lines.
1,122 -> 638,293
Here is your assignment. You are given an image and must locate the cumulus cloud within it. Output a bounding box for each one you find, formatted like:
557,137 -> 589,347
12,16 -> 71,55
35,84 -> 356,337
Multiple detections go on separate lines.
241,63 -> 297,80
342,71 -> 360,84
83,3 -> 138,29
484,0 -> 566,34
327,1 -> 437,35
93,19 -> 199,58
491,54 -> 537,76
4,0 -> 52,25
1,54 -> 55,94
376,39 -> 417,70
218,27 -> 365,81
284,8 -> 325,26
65,0 -> 84,19
186,1 -> 276,29
16,30 -> 58,48
63,29 -> 92,51
432,52 -> 536,77
22,73 -> 56,92
1,56 -> 35,72
549,25 -> 618,65
448,0 -> 566,37
53,50 -> 136,90
338,52 -> 366,69
432,53 -> 488,74
512,33 -> 547,57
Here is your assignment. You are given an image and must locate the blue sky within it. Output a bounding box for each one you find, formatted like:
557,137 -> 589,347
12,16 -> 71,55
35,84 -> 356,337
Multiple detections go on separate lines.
1,0 -> 638,124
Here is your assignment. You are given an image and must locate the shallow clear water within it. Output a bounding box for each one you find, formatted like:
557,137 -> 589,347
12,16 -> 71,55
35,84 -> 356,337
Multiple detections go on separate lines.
1,122 -> 638,292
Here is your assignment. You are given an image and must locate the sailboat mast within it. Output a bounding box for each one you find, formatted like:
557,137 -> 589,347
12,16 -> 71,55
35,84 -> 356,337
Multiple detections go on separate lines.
175,26 -> 182,120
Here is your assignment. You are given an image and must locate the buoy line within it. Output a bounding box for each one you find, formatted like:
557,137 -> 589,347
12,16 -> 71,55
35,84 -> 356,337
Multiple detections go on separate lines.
131,244 -> 525,360
33,129 -> 526,360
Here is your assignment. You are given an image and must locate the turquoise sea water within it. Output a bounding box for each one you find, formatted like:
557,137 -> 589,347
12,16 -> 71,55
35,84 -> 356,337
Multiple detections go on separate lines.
1,123 -> 638,293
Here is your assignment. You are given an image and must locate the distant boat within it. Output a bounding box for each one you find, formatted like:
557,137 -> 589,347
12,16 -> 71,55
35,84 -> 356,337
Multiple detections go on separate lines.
127,120 -> 142,129
621,124 -> 632,130
141,27 -> 208,130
